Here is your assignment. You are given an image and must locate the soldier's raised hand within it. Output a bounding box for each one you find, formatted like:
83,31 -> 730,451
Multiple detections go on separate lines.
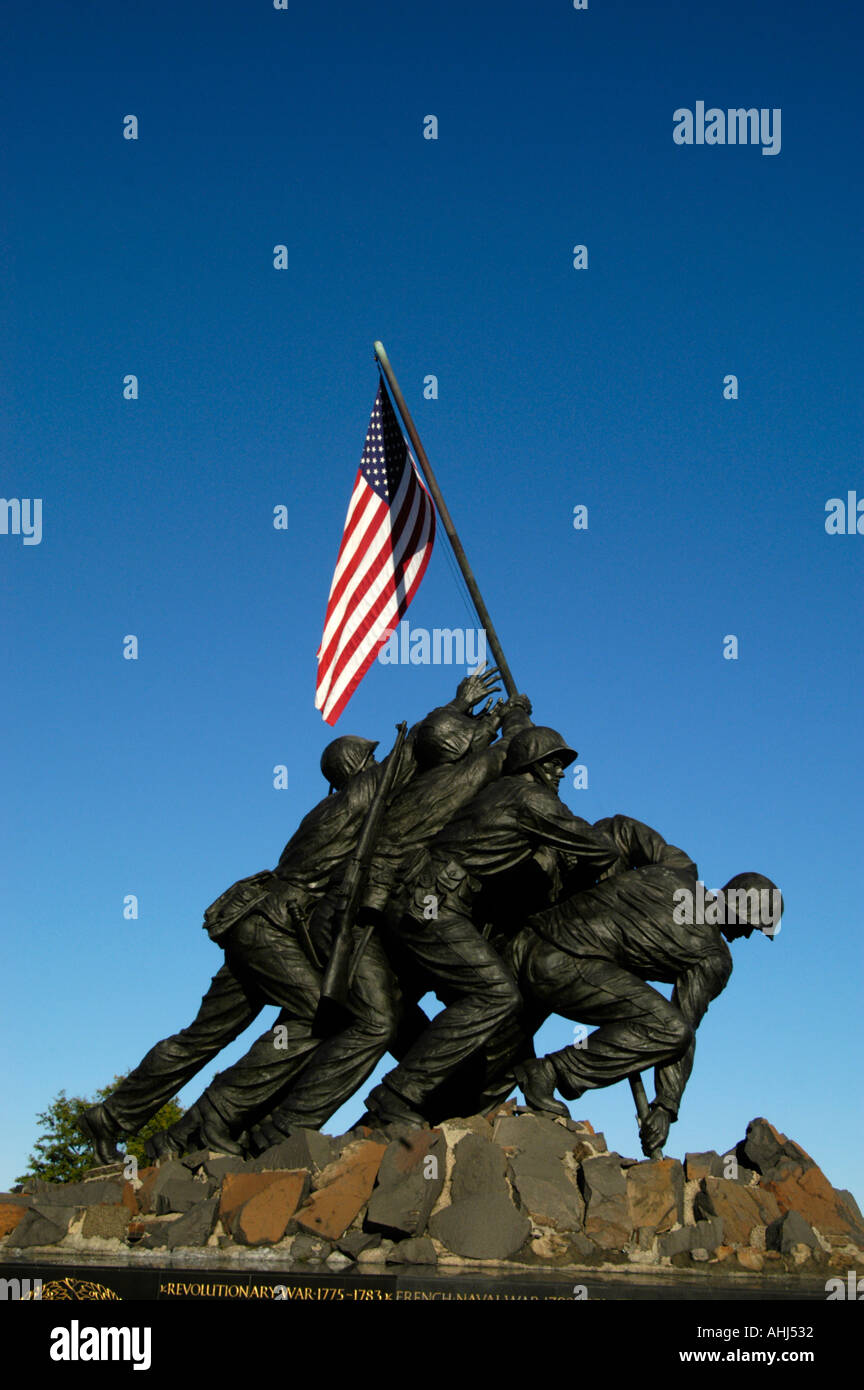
473,696 -> 507,730
456,665 -> 501,710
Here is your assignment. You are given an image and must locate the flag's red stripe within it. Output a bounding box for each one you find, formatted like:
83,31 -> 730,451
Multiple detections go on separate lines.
320,495 -> 433,712
318,488 -> 389,659
322,519 -> 435,724
317,476 -> 425,693
316,467 -> 418,687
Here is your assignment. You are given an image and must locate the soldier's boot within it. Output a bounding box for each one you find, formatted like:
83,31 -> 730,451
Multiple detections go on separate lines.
144,1110 -> 198,1163
365,1082 -> 428,1129
513,1058 -> 571,1119
79,1103 -> 124,1167
189,1095 -> 245,1157
145,1129 -> 185,1163
246,1116 -> 294,1156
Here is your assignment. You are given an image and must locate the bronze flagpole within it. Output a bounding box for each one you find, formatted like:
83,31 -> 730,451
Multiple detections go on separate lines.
373,340 -> 518,699
375,341 -> 657,1158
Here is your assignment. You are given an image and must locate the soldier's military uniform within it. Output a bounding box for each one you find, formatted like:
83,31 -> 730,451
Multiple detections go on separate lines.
503,816 -> 730,1123
366,728 -> 620,1124
239,697 -> 534,1139
82,680 -> 491,1161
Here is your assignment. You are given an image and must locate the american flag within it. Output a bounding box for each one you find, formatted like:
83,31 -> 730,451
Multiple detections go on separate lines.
315,381 -> 436,724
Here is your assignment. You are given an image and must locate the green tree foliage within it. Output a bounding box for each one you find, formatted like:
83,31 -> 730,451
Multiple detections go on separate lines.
15,1078 -> 183,1186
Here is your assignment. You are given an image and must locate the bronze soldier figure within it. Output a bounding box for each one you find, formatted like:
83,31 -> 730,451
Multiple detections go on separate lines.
500,821 -> 781,1155
80,671 -> 499,1163
234,692 -> 535,1149
363,727 -> 621,1126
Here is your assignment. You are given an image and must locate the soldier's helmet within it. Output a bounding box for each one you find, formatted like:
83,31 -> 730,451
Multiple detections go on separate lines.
720,872 -> 784,938
320,736 -> 379,791
414,709 -> 477,771
504,726 -> 578,776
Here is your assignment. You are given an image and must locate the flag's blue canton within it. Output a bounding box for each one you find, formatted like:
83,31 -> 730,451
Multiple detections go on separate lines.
361,388 -> 407,502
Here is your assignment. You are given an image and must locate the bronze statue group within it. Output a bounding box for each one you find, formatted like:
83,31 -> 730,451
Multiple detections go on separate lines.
81,669 -> 781,1166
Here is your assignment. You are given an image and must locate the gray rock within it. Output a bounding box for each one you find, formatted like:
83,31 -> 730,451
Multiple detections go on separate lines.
511,1173 -> 585,1233
21,1178 -> 122,1207
579,1155 -> 626,1201
290,1233 -> 332,1262
659,1217 -> 723,1258
142,1197 -> 218,1249
739,1118 -> 811,1183
568,1231 -> 599,1259
154,1178 -> 215,1215
252,1129 -> 333,1174
335,1231 -> 381,1259
496,1116 -> 586,1215
202,1157 -> 251,1181
450,1132 -> 509,1202
720,1152 -> 760,1185
150,1161 -> 193,1201
837,1189 -> 863,1223
430,1196 -> 531,1260
11,1207 -> 77,1246
766,1210 -> 819,1253
493,1113 -> 578,1164
571,1133 -> 608,1159
579,1156 -> 631,1249
180,1149 -> 211,1171
386,1236 -> 437,1265
426,1130 -> 531,1258
366,1130 -> 445,1237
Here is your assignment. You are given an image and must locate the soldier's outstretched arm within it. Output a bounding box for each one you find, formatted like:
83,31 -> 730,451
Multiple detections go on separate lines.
594,815 -> 698,875
520,799 -> 620,875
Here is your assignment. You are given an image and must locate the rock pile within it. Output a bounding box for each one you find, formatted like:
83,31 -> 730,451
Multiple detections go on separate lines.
2,1111 -> 861,1276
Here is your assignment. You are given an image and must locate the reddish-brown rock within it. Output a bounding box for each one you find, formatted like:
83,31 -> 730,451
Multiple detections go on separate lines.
295,1140 -> 386,1240
762,1166 -> 864,1249
0,1197 -> 29,1240
133,1166 -> 160,1214
219,1171 -> 296,1234
627,1159 -> 684,1231
684,1152 -> 724,1183
694,1177 -> 781,1246
739,1119 -> 864,1247
234,1173 -> 310,1247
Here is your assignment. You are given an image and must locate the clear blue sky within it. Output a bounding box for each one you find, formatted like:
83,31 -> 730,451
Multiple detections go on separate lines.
2,1 -> 862,1199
